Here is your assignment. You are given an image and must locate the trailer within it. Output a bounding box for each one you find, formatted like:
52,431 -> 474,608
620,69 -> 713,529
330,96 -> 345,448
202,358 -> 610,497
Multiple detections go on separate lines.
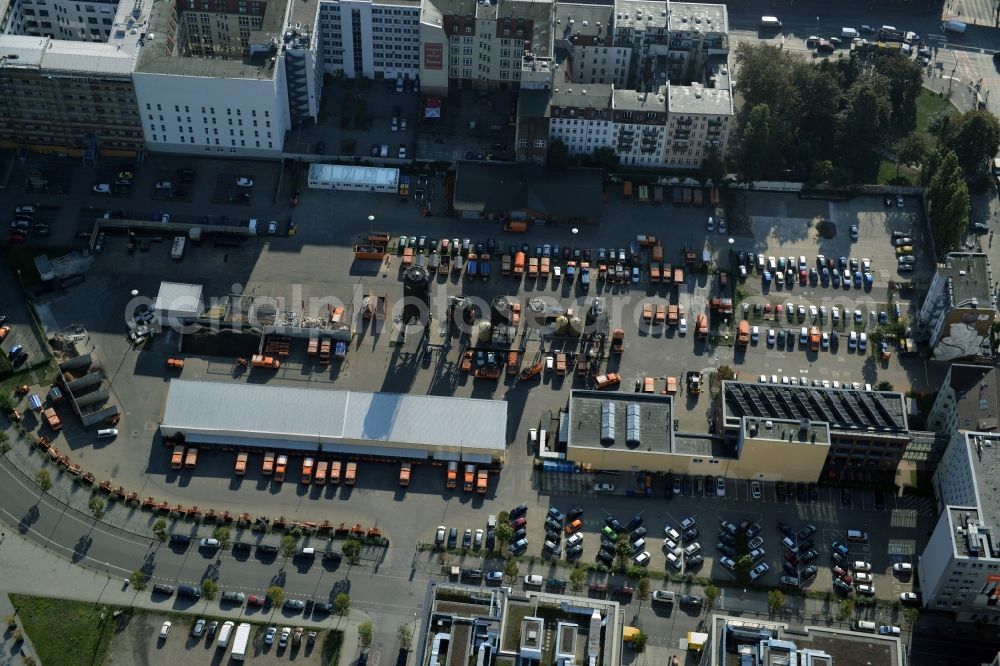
230,623 -> 251,661
235,452 -> 248,475
302,457 -> 315,484
184,447 -> 198,469
171,445 -> 185,469
330,461 -> 342,484
262,451 -> 275,475
345,462 -> 357,485
315,460 -> 328,485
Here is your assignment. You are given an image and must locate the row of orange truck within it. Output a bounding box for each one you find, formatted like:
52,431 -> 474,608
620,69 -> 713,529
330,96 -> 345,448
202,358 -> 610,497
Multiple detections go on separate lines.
170,445 -> 198,469
647,263 -> 684,284
445,461 -> 489,493
244,452 -> 357,485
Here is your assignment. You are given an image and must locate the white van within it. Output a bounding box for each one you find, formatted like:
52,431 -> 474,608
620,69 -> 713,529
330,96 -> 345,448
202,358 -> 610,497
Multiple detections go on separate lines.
97,428 -> 118,438
841,27 -> 858,39
300,547 -> 315,557
380,144 -> 389,158
760,16 -> 781,28
853,620 -> 877,633
217,621 -> 235,648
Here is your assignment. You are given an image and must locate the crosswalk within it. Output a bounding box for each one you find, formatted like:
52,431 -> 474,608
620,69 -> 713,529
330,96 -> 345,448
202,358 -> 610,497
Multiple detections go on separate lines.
895,494 -> 937,517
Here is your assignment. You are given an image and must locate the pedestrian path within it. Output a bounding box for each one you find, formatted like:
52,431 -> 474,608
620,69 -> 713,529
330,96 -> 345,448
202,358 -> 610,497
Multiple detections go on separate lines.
0,585 -> 41,666
896,495 -> 936,517
942,0 -> 999,27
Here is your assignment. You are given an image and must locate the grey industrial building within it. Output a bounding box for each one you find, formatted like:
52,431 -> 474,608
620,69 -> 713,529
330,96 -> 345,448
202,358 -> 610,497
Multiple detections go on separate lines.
160,379 -> 507,464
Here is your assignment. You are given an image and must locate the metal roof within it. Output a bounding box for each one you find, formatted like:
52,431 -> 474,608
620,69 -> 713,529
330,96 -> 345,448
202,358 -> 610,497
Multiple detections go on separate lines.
307,164 -> 400,188
154,282 -> 204,316
160,379 -> 507,453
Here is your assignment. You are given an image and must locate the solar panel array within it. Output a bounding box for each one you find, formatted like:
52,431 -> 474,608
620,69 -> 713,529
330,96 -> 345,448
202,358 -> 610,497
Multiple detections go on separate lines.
724,383 -> 906,432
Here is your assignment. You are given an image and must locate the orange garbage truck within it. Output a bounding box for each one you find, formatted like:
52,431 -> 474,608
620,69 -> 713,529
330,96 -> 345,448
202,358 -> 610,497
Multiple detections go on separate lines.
345,462 -> 357,485
235,452 -> 248,475
463,464 -> 475,492
447,461 -> 458,489
476,469 -> 488,494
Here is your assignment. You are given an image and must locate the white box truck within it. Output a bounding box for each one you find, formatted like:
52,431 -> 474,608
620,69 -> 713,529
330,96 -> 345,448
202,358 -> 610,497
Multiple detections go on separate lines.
217,621 -> 235,648
230,623 -> 251,660
760,16 -> 781,28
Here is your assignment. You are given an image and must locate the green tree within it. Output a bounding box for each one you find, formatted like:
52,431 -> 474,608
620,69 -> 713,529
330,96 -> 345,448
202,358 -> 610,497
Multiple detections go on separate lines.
334,592 -> 351,615
894,132 -> 933,177
808,160 -> 835,185
737,103 -> 783,181
503,559 -> 519,582
358,620 -> 375,647
342,539 -> 362,564
546,139 -> 570,170
153,518 -> 167,541
637,577 -> 650,600
88,497 -> 105,518
735,555 -> 753,585
767,589 -> 785,614
281,534 -> 298,558
129,570 -> 147,590
35,469 -> 52,492
398,625 -> 413,649
703,585 -> 720,612
873,54 -> 923,131
493,522 -> 513,552
592,146 -> 618,172
569,566 -> 586,592
875,380 -> 894,391
717,365 -> 736,381
835,598 -> 854,621
212,526 -> 232,549
266,585 -> 285,608
902,606 -> 919,628
836,74 -> 892,182
700,149 -> 726,184
201,578 -> 218,600
926,150 -> 970,256
0,393 -> 15,415
0,431 -> 10,455
630,629 -> 648,652
949,108 -> 1000,175
614,539 -> 632,571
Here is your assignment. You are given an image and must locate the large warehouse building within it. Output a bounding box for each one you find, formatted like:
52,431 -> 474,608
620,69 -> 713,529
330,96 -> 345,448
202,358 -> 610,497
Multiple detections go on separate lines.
160,379 -> 506,464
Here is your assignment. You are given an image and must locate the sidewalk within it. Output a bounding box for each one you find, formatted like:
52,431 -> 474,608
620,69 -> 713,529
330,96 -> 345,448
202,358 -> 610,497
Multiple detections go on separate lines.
0,587 -> 41,666
0,528 -> 365,663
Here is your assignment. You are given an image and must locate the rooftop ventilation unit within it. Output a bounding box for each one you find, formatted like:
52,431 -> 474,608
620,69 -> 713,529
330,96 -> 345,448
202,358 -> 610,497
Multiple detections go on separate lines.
600,401 -> 615,444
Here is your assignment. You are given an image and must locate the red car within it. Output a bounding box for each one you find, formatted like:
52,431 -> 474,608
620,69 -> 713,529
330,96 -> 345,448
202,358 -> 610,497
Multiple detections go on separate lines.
783,551 -> 799,564
8,231 -> 26,244
510,516 -> 527,529
833,566 -> 853,584
247,595 -> 266,607
799,269 -> 808,285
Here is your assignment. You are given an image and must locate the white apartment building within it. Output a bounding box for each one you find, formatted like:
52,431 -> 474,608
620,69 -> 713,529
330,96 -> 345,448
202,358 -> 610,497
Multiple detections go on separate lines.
612,87 -> 667,166
665,73 -> 732,168
555,3 -> 629,88
921,364 -> 1000,624
547,84 -> 614,155
132,0 -> 320,157
316,0 -> 421,79
19,0 -> 117,42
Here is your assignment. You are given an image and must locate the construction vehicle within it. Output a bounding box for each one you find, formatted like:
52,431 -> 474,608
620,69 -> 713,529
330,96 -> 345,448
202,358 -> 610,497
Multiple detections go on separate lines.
642,302 -> 653,323
330,461 -> 341,484
507,351 -> 519,376
42,408 -> 61,430
166,357 -> 184,369
476,469 -> 488,494
315,461 -> 328,485
696,314 -> 709,339
595,373 -> 621,389
611,329 -> 624,354
668,305 -> 679,326
274,455 -> 288,482
528,257 -> 538,278
736,320 -> 750,349
171,445 -> 185,469
556,353 -> 567,376
235,452 -> 248,475
514,251 -> 525,276
446,461 -> 458,489
302,457 -> 315,484
809,326 -> 821,352
463,464 -> 475,492
504,220 -> 527,232
319,340 -> 331,365
399,462 -> 412,486
185,447 -> 198,469
307,338 -> 319,357
655,305 -> 666,325
262,451 -> 275,475
519,362 -> 543,380
251,354 -> 280,369
344,462 -> 356,485
474,366 -> 501,380
461,351 -> 474,373
687,371 -> 702,394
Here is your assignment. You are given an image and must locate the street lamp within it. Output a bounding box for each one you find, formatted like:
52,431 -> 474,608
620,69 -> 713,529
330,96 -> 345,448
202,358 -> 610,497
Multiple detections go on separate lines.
368,214 -> 375,235
728,237 -> 735,267
571,227 -> 579,256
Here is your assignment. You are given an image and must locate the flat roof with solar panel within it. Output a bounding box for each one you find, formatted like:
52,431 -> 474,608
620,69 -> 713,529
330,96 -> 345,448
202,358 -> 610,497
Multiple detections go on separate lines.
720,381 -> 908,435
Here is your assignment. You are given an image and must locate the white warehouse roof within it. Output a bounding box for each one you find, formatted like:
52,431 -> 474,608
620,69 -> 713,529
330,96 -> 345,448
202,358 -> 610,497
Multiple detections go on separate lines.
160,379 -> 507,458
307,164 -> 399,189
154,282 -> 204,316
